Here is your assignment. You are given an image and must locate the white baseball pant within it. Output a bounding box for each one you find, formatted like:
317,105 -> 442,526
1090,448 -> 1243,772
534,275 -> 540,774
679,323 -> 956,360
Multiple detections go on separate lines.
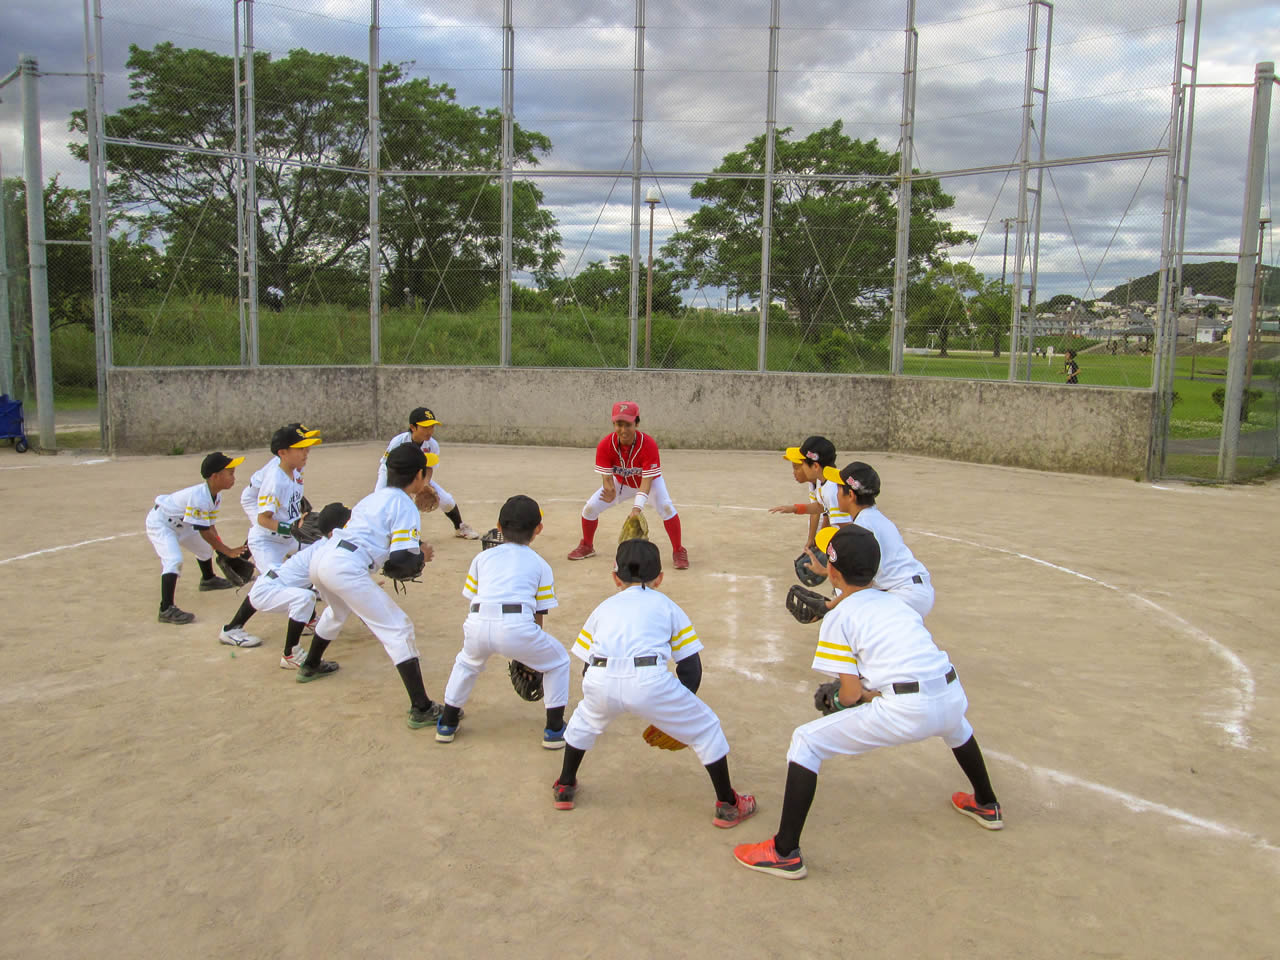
888,581 -> 934,618
564,660 -> 730,765
247,532 -> 297,575
310,548 -> 419,665
581,475 -> 677,522
429,479 -> 457,513
786,672 -> 972,773
248,575 -> 317,623
443,608 -> 570,708
146,509 -> 213,576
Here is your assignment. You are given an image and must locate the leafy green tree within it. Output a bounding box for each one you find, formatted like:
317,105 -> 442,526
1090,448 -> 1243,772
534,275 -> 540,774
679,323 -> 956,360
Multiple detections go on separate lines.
662,120 -> 973,334
543,254 -> 682,316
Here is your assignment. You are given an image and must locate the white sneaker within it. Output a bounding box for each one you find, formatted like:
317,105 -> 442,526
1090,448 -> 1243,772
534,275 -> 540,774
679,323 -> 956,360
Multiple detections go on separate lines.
280,644 -> 308,669
455,522 -> 480,540
218,626 -> 263,648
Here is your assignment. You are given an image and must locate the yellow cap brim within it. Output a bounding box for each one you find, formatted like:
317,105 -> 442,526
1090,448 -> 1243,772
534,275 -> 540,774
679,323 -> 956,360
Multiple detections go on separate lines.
822,465 -> 845,485
414,419 -> 441,427
814,525 -> 841,554
226,455 -> 245,469
290,437 -> 322,448
424,452 -> 440,467
301,429 -> 321,438
782,446 -> 806,464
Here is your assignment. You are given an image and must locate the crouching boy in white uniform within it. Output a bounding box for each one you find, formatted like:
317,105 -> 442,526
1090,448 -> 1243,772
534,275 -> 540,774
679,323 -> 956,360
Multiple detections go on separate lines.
552,539 -> 755,828
733,524 -> 1001,881
435,495 -> 570,747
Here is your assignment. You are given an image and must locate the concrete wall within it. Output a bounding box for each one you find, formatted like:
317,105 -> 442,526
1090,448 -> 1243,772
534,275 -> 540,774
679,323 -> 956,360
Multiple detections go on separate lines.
108,366 -> 1156,477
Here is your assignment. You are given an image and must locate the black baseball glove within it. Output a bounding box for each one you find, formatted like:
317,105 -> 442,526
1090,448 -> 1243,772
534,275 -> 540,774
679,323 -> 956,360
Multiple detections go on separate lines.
299,496 -> 313,517
508,660 -> 544,701
216,551 -> 256,587
481,527 -> 504,551
814,679 -> 841,715
794,548 -> 828,587
381,547 -> 426,594
293,512 -> 325,546
786,584 -> 830,624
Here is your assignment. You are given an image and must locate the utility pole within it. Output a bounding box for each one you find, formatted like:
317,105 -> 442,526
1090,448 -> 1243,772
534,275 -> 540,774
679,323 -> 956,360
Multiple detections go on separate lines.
1244,217 -> 1269,392
1000,217 -> 1014,288
643,186 -> 660,367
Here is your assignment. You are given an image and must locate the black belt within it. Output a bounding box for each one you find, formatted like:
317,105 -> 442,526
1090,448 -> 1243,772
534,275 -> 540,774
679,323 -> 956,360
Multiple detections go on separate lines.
911,574 -> 924,585
266,570 -> 278,579
337,540 -> 358,552
471,603 -> 523,614
891,667 -> 956,695
590,655 -> 659,667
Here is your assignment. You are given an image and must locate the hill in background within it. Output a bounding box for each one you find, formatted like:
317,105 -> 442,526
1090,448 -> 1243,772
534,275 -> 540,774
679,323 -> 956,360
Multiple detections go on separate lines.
1098,261 -> 1280,305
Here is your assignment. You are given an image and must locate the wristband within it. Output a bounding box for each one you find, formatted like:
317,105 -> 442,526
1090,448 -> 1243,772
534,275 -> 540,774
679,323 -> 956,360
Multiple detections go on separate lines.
832,690 -> 850,711
276,521 -> 293,537
633,492 -> 649,510
794,503 -> 808,515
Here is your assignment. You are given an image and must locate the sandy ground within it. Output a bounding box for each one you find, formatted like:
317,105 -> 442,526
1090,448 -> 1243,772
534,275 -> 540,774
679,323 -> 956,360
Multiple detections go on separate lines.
1,442 -> 1277,959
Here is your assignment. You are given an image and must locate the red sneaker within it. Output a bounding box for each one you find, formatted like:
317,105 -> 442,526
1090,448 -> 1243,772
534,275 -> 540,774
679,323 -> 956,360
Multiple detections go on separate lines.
733,837 -> 807,880
951,792 -> 1003,829
567,541 -> 596,561
672,546 -> 689,570
713,791 -> 757,828
552,779 -> 576,810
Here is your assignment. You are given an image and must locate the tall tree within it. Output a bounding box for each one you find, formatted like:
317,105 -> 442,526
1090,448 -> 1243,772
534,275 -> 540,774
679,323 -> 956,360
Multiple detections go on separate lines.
662,120 -> 973,332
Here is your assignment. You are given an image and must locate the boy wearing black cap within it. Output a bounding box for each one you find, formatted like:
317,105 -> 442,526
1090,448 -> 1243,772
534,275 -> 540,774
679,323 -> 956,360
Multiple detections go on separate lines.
247,425 -> 321,575
244,502 -> 352,668
435,495 -> 570,746
769,435 -> 851,575
304,443 -> 442,721
734,525 -> 1001,881
552,539 -> 755,828
375,406 -> 477,540
822,461 -> 933,617
145,453 -> 252,624
240,422 -> 320,524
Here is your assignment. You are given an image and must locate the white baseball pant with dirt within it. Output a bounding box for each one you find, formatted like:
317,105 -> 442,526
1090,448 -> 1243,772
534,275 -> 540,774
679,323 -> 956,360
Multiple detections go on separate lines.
248,573 -> 317,623
309,545 -> 419,665
581,475 -> 677,522
145,508 -> 213,575
443,605 -> 571,708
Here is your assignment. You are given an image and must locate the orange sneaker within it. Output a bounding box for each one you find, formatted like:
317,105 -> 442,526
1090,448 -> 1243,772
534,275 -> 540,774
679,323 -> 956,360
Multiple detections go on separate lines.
567,541 -> 596,561
951,791 -> 1003,830
672,546 -> 689,569
733,837 -> 806,880
552,779 -> 576,810
713,791 -> 757,828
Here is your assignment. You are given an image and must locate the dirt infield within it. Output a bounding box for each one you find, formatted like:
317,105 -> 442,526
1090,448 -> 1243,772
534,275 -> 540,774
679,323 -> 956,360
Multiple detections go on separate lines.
2,443 -> 1277,959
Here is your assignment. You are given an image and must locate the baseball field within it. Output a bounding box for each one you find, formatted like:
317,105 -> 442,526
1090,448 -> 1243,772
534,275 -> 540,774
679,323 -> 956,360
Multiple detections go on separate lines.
1,442 -> 1276,959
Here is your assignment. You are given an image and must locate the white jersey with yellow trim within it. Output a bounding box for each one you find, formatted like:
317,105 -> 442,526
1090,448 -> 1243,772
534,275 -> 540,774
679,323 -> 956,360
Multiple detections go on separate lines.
153,481 -> 221,528
241,457 -> 304,520
807,478 -> 852,526
335,486 -> 422,568
572,585 -> 702,665
253,462 -> 305,527
462,543 -> 556,611
811,588 -> 950,691
375,433 -> 442,490
852,505 -> 927,590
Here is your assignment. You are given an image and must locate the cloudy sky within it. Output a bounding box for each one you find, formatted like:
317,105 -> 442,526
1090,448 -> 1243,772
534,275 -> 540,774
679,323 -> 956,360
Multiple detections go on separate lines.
1,0 -> 1277,302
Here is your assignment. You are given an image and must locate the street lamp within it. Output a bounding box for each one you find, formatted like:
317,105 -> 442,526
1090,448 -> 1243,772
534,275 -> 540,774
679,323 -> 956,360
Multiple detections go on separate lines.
1246,216 -> 1271,391
1000,217 -> 1015,289
644,186 -> 661,367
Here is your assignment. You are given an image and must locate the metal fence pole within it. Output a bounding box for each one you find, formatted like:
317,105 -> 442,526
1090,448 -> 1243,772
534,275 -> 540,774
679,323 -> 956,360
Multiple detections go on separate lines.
20,55 -> 55,452
1007,0 -> 1040,380
1021,1 -> 1051,382
83,0 -> 110,446
0,143 -> 12,398
758,0 -> 780,373
889,0 -> 918,375
369,0 -> 381,366
1218,61 -> 1274,483
500,0 -> 513,366
628,0 -> 645,369
244,0 -> 259,365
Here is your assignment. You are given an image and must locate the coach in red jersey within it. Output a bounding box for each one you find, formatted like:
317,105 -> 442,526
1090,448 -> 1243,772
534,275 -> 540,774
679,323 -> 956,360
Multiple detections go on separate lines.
567,401 -> 689,569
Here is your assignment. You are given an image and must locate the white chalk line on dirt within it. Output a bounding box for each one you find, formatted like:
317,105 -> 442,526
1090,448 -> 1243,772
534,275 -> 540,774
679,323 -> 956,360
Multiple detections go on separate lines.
0,532 -> 140,566
909,529 -> 1254,750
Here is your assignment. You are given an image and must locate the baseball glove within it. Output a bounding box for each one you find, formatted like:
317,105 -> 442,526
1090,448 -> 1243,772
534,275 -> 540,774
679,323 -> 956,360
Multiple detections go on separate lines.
216,552 -> 256,587
508,660 -> 545,702
814,679 -> 864,715
293,512 -> 325,546
641,724 -> 687,751
381,548 -> 426,594
786,584 -> 830,624
618,511 -> 649,543
299,496 -> 313,517
480,527 -> 504,551
414,486 -> 439,513
794,549 -> 828,587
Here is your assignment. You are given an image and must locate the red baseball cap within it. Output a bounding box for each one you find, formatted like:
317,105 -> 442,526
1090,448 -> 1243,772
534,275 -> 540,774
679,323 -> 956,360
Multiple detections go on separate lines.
611,401 -> 639,423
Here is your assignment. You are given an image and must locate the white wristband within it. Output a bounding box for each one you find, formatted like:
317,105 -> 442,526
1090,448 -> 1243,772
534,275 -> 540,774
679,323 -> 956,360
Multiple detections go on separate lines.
633,492 -> 649,510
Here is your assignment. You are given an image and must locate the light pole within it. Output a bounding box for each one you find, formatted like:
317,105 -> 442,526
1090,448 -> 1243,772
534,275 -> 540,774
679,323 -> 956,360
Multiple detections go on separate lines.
643,186 -> 661,367
1245,216 -> 1270,392
1000,217 -> 1014,289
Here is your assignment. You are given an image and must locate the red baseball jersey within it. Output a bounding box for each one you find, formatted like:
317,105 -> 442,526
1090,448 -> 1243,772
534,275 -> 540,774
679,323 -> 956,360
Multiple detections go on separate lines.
595,431 -> 662,489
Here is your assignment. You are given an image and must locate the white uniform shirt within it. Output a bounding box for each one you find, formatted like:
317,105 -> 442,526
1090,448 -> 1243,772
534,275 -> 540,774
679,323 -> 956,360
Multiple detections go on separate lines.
154,482 -> 220,528
336,486 -> 422,568
811,588 -> 951,690
852,506 -> 927,590
249,464 -> 305,548
808,479 -> 851,526
376,433 -> 440,490
242,457 -> 303,519
572,586 -> 702,665
266,539 -> 323,589
462,543 -> 557,611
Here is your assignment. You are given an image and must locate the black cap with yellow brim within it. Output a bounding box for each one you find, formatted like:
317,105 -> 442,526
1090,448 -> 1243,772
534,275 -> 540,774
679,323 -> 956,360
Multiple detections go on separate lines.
271,425 -> 323,453
783,445 -> 821,464
410,406 -> 441,427
201,452 -> 245,478
815,524 -> 880,586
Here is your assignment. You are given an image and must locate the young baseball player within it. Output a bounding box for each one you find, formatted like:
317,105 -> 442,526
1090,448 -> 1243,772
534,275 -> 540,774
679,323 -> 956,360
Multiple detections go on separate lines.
375,406 -> 476,539
567,400 -> 689,570
240,423 -> 320,524
823,461 -> 933,618
733,525 -> 1001,881
435,494 -> 570,747
247,424 -> 320,573
146,452 -> 251,624
244,501 -> 351,668
304,443 -> 443,725
768,435 -> 850,578
551,539 -> 754,826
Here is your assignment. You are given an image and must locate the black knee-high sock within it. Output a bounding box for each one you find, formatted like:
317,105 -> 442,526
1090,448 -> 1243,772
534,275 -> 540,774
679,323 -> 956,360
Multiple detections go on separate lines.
160,573 -> 178,610
704,755 -> 737,805
951,735 -> 998,806
558,745 -> 586,785
303,635 -> 331,669
774,762 -> 819,855
395,657 -> 431,711
224,597 -> 256,630
197,558 -> 215,579
440,703 -> 461,726
283,617 -> 306,657
444,506 -> 463,529
544,705 -> 565,731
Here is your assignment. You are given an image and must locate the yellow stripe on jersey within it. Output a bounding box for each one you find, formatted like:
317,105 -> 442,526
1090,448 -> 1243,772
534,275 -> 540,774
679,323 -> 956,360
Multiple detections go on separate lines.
184,506 -> 217,522
464,575 -> 478,591
575,634 -> 592,651
536,587 -> 555,599
257,494 -> 280,508
828,509 -> 851,522
814,640 -> 858,665
808,491 -> 819,502
390,527 -> 418,545
671,625 -> 699,651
